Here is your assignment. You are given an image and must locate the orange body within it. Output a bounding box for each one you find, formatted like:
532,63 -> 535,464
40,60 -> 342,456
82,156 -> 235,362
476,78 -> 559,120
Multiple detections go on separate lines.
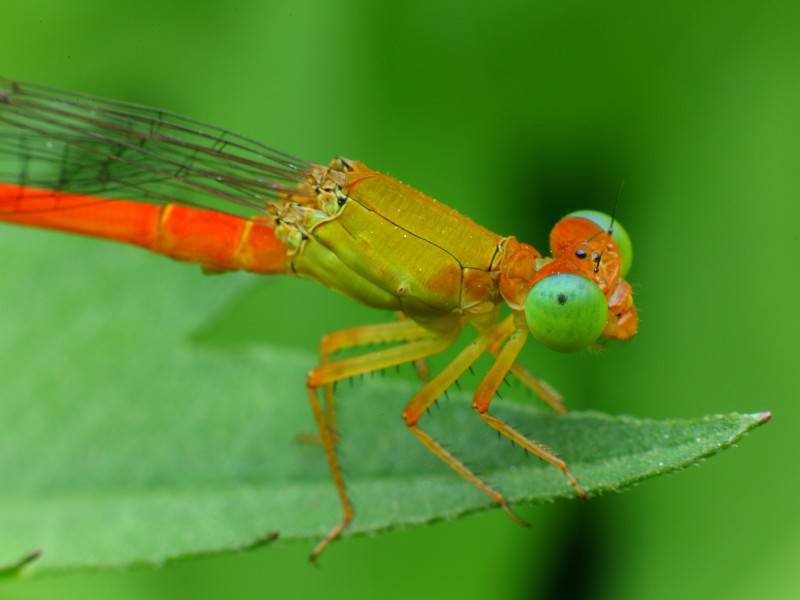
0,184 -> 287,275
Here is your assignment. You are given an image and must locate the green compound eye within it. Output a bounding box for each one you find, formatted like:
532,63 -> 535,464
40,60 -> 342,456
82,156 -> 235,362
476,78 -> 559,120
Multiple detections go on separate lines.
567,209 -> 633,277
525,273 -> 608,352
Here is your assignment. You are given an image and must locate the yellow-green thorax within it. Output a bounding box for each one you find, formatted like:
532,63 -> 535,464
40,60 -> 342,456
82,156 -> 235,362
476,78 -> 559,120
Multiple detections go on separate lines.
274,159 -> 508,334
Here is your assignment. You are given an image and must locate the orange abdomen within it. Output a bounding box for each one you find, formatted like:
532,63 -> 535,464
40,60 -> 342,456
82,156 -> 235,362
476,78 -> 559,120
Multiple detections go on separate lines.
0,184 -> 288,275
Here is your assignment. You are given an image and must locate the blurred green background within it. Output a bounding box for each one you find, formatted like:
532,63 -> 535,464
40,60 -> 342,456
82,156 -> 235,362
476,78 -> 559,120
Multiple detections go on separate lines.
1,0 -> 797,598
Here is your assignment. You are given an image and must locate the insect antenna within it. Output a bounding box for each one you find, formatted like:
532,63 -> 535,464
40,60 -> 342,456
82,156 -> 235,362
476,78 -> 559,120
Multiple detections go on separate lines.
608,178 -> 625,234
584,178 -> 627,273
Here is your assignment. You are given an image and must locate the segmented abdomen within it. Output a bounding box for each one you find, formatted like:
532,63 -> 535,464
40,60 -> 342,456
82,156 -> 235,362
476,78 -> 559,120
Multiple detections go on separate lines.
0,184 -> 288,274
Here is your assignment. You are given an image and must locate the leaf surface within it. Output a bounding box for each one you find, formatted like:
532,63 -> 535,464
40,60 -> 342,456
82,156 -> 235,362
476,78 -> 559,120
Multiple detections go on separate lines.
0,228 -> 770,574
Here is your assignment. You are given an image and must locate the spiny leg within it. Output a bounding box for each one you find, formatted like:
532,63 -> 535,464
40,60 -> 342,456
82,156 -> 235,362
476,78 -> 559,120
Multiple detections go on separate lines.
308,330 -> 454,562
402,323 -> 528,526
485,315 -> 565,414
396,311 -> 430,381
412,357 -> 430,382
317,319 -> 436,445
474,311 -> 586,497
506,362 -> 566,414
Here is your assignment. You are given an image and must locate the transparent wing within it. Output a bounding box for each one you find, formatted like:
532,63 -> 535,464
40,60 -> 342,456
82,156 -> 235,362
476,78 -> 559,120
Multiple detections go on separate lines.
0,77 -> 316,215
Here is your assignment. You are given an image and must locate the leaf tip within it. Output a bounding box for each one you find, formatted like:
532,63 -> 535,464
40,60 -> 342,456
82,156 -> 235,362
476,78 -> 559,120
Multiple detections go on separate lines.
756,411 -> 772,424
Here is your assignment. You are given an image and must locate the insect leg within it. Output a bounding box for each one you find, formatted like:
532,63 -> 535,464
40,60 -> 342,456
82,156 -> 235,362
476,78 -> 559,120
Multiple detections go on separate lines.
307,330 -> 454,562
503,362 -> 565,414
474,311 -> 586,497
401,325 -> 528,527
412,358 -> 430,382
481,314 -> 565,412
395,312 -> 431,381
317,319 -> 436,445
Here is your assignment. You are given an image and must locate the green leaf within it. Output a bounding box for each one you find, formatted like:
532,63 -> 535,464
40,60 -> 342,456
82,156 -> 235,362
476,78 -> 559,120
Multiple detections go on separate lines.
0,228 -> 770,575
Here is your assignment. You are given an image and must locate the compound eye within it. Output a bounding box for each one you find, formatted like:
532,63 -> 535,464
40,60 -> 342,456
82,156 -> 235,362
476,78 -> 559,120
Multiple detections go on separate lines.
524,273 -> 608,352
567,210 -> 633,277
